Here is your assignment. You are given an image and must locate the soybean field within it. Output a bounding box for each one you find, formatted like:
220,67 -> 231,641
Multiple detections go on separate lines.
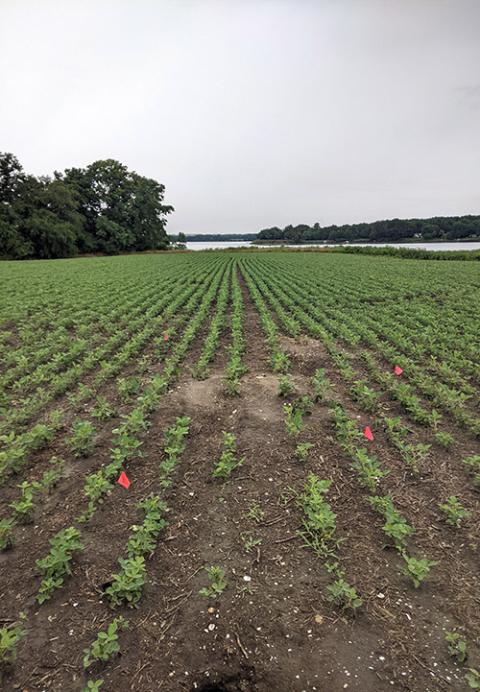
0,251 -> 479,692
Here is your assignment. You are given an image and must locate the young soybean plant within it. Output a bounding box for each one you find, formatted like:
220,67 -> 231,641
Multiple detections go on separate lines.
68,420 -> 96,458
105,556 -> 146,608
0,621 -> 26,670
463,455 -> 480,488
465,668 -> 480,689
212,432 -> 244,479
278,375 -> 295,398
199,566 -> 227,598
271,351 -> 290,374
435,431 -> 455,449
39,456 -> 65,490
368,495 -> 414,550
326,577 -> 363,612
9,481 -> 36,524
439,496 -> 470,527
83,616 -> 129,669
401,442 -> 431,476
79,472 -> 112,523
297,475 -> 338,558
0,519 -> 15,551
445,630 -> 468,663
295,442 -> 314,462
284,403 -> 304,436
351,448 -> 388,492
126,497 -> 167,557
117,376 -> 141,403
297,475 -> 362,613
162,416 -> 190,469
311,368 -> 331,402
224,354 -> 246,396
350,380 -> 380,413
8,458 -> 65,527
36,527 -> 84,603
91,395 -> 115,421
401,554 -> 437,588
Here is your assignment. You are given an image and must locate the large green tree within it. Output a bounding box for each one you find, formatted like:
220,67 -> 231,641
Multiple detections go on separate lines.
17,177 -> 84,259
0,153 -> 30,258
62,159 -> 173,254
0,153 -> 174,259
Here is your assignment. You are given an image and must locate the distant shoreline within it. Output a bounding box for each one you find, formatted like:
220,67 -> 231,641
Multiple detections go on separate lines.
252,237 -> 480,246
185,235 -> 256,242
184,236 -> 480,245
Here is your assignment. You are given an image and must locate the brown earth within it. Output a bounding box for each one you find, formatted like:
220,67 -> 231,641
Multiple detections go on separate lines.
0,280 -> 478,692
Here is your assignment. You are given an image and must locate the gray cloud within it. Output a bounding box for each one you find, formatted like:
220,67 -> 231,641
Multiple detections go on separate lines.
1,0 -> 479,234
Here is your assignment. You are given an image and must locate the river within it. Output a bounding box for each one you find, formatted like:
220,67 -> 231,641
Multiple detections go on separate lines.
186,240 -> 480,251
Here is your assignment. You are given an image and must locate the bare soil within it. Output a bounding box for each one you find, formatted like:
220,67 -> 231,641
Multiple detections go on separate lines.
0,285 -> 478,692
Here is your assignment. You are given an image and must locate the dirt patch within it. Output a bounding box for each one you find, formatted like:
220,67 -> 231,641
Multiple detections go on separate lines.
0,271 -> 478,692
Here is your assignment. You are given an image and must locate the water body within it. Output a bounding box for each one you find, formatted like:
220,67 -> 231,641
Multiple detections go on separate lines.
186,240 -> 480,252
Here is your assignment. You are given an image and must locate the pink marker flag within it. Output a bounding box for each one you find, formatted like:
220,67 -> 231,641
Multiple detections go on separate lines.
117,471 -> 131,489
394,365 -> 403,376
364,426 -> 374,441
164,332 -> 170,342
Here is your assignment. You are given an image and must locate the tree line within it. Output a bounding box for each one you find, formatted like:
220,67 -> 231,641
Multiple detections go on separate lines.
257,216 -> 480,243
0,152 -> 173,259
186,233 -> 257,241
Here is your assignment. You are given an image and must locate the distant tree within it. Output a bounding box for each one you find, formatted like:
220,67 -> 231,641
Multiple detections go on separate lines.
17,177 -> 83,258
55,166 -> 96,252
258,226 -> 283,240
62,159 -> 172,254
186,233 -> 257,241
129,174 -> 172,250
0,153 -> 174,259
422,222 -> 440,240
256,215 -> 480,244
0,152 -> 30,257
0,152 -> 24,202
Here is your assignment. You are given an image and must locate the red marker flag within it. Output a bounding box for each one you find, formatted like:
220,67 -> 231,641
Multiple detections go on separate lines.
117,471 -> 131,489
364,426 -> 374,441
164,332 -> 169,342
393,365 -> 403,376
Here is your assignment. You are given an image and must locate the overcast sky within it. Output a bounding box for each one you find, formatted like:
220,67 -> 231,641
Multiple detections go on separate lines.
1,1 -> 479,234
